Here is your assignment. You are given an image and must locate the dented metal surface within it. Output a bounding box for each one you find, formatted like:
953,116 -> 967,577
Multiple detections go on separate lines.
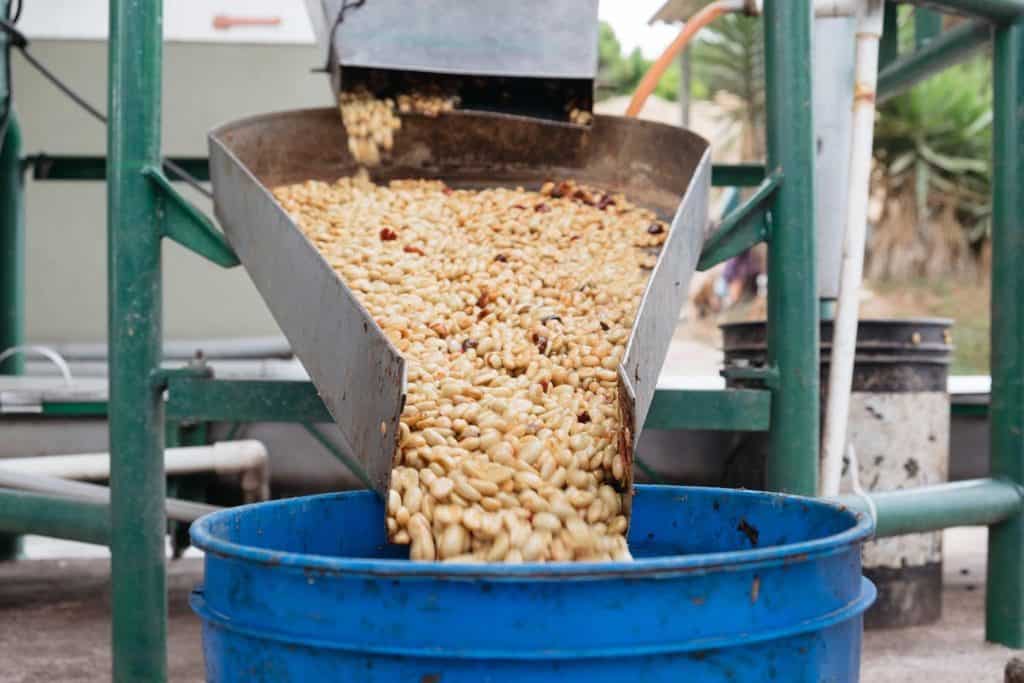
314,0 -> 599,80
209,108 -> 710,498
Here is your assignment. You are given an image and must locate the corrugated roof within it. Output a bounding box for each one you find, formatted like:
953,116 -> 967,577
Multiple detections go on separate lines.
649,0 -> 713,24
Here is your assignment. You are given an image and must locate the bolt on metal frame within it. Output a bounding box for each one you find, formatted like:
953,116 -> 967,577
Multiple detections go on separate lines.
0,0 -> 1021,677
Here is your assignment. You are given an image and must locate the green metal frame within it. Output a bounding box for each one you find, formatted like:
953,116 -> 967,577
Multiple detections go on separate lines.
878,18 -> 991,102
697,171 -> 781,271
762,0 -> 819,496
106,0 -> 167,677
987,14 -> 1024,646
0,117 -> 22,376
915,7 -> 944,48
0,0 -> 1022,675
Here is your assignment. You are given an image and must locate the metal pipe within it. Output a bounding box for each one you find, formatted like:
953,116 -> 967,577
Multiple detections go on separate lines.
34,336 -> 292,361
821,0 -> 885,497
0,116 -> 22,376
107,0 -> 167,678
915,6 -> 944,48
835,479 -> 1023,537
762,0 -> 820,496
918,0 -> 1024,23
879,1 -> 900,70
987,16 -> 1024,649
0,110 -> 25,560
0,467 -> 219,522
626,0 -> 742,118
0,440 -> 270,502
878,19 -> 991,102
0,488 -> 112,546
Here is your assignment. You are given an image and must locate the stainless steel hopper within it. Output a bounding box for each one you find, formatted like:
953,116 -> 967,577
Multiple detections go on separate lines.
209,108 -> 710,500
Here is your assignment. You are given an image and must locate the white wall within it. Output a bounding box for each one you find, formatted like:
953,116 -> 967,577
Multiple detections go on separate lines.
15,38 -> 333,342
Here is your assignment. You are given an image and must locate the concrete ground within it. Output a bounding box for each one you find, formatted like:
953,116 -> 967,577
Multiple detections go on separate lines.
861,527 -> 1017,682
0,528 -> 1018,682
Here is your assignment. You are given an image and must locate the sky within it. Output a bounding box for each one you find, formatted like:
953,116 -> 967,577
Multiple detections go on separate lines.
599,0 -> 682,59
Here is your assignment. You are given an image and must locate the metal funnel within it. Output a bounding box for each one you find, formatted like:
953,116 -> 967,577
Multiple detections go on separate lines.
209,108 -> 710,499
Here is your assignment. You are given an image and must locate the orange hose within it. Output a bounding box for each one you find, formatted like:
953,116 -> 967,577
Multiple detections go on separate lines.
625,2 -> 731,118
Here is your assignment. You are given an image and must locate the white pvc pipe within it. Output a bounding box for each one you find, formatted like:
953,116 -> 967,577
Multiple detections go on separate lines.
0,345 -> 74,386
820,0 -> 885,497
814,0 -> 858,17
0,440 -> 270,502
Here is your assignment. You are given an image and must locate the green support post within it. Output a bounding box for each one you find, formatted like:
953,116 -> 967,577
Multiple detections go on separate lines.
987,16 -> 1024,649
0,116 -> 22,376
0,115 -> 24,561
0,0 -> 26,560
761,0 -> 819,496
108,0 -> 167,679
879,1 -> 900,70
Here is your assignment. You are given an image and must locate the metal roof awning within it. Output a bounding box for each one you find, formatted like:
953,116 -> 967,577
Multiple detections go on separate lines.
650,0 -> 714,24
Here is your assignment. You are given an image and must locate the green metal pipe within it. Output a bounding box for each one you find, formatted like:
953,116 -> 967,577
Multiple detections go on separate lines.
0,116 -> 23,375
915,7 -> 944,48
697,171 -> 780,271
0,2 -> 25,557
987,17 -> 1024,649
30,156 -> 758,189
710,163 -> 766,187
879,1 -> 901,70
919,0 -> 1024,23
302,422 -> 376,492
107,0 -> 167,678
762,0 -> 819,496
836,479 -> 1022,538
0,488 -> 112,545
878,19 -> 991,103
27,155 -> 210,182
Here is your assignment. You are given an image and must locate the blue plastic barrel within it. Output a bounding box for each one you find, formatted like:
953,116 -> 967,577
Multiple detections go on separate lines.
191,485 -> 875,682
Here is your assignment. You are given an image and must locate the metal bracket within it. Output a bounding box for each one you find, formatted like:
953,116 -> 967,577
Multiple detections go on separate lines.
143,166 -> 239,268
721,364 -> 781,390
697,170 -> 783,271
151,363 -> 214,391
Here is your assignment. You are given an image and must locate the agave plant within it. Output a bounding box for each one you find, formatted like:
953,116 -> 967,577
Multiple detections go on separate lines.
869,53 -> 992,280
691,13 -> 765,159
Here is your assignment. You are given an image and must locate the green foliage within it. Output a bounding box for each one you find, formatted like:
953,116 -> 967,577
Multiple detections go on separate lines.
654,59 -> 682,101
692,14 -> 763,111
874,54 -> 993,244
595,21 -> 698,103
691,13 -> 765,156
598,21 -> 623,75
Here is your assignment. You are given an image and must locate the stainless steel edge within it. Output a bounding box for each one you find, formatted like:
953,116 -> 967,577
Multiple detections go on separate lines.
620,151 -> 713,443
209,137 -> 405,496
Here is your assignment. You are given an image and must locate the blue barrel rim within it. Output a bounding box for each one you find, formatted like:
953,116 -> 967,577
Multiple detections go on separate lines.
190,484 -> 874,579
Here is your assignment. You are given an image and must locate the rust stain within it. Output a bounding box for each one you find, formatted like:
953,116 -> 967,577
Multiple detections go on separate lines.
421,675 -> 441,683
853,89 -> 876,105
784,552 -> 809,565
737,518 -> 759,546
750,575 -> 761,603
